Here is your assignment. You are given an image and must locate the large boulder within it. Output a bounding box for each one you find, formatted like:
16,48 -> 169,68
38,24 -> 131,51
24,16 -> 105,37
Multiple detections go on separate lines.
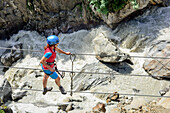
92,32 -> 132,64
0,43 -> 23,66
0,76 -> 12,103
143,41 -> 170,79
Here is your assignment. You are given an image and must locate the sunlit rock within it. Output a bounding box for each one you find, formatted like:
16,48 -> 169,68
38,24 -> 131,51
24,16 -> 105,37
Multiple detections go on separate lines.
157,90 -> 170,109
92,102 -> 106,113
93,32 -> 132,64
143,41 -> 170,79
12,90 -> 27,102
4,55 -> 41,88
73,62 -> 133,92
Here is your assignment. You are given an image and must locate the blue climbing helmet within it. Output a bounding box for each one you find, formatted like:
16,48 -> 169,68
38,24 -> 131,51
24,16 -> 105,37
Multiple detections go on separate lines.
47,35 -> 59,45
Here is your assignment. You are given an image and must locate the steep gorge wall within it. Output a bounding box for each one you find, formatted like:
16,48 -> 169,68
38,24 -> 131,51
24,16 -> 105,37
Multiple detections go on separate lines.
0,0 -> 97,39
0,0 -> 169,39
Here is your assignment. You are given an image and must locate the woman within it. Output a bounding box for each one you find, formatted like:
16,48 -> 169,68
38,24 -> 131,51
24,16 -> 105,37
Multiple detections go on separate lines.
40,35 -> 71,95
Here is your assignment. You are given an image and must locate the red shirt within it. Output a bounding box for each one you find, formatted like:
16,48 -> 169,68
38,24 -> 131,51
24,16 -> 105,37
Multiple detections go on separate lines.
43,47 -> 56,69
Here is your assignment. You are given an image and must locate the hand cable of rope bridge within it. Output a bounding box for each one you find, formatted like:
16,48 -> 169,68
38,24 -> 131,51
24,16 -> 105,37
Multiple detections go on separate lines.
0,47 -> 42,52
0,47 -> 169,59
0,65 -> 170,79
75,53 -> 170,59
0,87 -> 170,98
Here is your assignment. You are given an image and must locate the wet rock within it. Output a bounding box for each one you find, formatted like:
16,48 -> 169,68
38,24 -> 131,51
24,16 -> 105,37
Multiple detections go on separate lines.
0,76 -> 12,103
0,43 -> 23,66
143,41 -> 170,79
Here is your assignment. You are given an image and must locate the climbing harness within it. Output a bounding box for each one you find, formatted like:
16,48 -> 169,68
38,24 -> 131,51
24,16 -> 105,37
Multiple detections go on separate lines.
54,60 -> 65,79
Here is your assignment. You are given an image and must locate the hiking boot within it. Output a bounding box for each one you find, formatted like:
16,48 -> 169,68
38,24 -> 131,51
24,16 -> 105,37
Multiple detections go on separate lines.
43,87 -> 53,95
59,86 -> 67,95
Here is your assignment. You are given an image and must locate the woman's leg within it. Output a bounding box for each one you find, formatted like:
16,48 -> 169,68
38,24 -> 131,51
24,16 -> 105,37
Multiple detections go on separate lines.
55,77 -> 61,87
43,73 -> 49,88
43,73 -> 53,95
55,77 -> 67,94
49,72 -> 66,94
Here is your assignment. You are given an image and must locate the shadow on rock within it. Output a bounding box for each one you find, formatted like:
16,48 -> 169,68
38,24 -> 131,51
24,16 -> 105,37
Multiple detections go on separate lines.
101,61 -> 134,74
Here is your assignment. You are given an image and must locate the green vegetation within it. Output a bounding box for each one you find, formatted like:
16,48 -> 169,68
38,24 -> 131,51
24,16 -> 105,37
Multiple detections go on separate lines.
88,0 -> 139,15
0,110 -> 5,113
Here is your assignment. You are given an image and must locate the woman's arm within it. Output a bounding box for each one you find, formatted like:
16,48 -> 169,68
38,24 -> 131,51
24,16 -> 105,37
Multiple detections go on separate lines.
40,56 -> 55,72
56,47 -> 71,55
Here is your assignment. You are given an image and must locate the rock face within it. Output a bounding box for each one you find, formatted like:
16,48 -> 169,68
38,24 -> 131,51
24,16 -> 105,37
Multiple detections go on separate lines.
89,0 -> 170,28
90,0 -> 149,28
143,41 -> 170,79
0,0 -> 99,39
1,0 -> 170,39
0,0 -> 27,39
0,76 -> 12,103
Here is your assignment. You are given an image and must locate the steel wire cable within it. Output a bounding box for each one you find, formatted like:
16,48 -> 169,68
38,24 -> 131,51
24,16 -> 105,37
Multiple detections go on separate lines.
0,87 -> 170,98
9,101 -> 69,107
0,47 -> 170,99
0,47 -> 170,59
0,65 -> 170,79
